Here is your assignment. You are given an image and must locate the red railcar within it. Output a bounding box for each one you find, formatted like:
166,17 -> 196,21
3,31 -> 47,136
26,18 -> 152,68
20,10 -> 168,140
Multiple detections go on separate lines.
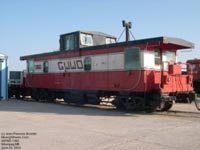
19,30 -> 196,111
187,59 -> 200,93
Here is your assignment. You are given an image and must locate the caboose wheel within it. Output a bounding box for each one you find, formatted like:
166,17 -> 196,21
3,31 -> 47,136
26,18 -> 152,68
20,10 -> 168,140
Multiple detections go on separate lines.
194,97 -> 200,111
188,92 -> 200,111
159,101 -> 173,111
114,96 -> 144,111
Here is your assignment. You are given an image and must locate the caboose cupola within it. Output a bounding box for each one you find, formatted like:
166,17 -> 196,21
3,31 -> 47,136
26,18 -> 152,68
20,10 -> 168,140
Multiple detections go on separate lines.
59,31 -> 116,51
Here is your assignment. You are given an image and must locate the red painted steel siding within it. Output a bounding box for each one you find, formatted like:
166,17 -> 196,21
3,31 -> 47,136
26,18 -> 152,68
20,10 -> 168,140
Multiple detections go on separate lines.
25,70 -> 146,92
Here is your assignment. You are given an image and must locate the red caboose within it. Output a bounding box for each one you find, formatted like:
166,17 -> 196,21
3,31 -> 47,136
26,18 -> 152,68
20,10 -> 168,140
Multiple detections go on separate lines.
20,30 -> 196,111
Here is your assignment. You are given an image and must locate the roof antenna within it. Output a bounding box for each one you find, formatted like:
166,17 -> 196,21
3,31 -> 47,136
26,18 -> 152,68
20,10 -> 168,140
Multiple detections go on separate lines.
122,20 -> 132,42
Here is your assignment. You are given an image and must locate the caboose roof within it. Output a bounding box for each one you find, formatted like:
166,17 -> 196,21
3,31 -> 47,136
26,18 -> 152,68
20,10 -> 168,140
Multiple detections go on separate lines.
20,36 -> 194,60
161,36 -> 194,49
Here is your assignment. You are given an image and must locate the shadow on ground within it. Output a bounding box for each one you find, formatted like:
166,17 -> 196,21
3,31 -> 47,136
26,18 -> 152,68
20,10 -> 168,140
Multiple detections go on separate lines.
0,99 -> 142,117
1,99 -> 200,119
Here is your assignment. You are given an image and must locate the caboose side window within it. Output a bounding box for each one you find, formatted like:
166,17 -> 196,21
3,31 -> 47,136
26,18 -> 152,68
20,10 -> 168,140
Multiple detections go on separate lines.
105,38 -> 116,44
125,48 -> 140,70
43,61 -> 49,73
27,60 -> 34,73
80,33 -> 93,46
84,57 -> 92,71
154,49 -> 161,66
191,64 -> 197,71
64,34 -> 75,51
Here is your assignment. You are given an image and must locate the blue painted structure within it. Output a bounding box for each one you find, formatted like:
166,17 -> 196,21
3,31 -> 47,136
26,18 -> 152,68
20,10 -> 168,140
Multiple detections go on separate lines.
0,53 -> 8,100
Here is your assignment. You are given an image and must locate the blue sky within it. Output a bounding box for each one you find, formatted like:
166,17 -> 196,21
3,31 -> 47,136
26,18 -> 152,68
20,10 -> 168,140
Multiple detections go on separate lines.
0,0 -> 200,70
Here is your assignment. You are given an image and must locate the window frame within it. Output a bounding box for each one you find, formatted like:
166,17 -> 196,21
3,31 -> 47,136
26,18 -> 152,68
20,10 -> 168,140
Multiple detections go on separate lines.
105,37 -> 116,44
84,57 -> 92,71
63,34 -> 76,51
80,33 -> 93,46
43,61 -> 49,73
27,60 -> 34,73
124,47 -> 141,70
154,49 -> 161,66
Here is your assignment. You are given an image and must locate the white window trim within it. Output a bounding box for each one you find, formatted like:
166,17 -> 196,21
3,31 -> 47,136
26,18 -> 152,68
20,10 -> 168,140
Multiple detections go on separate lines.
80,33 -> 93,46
